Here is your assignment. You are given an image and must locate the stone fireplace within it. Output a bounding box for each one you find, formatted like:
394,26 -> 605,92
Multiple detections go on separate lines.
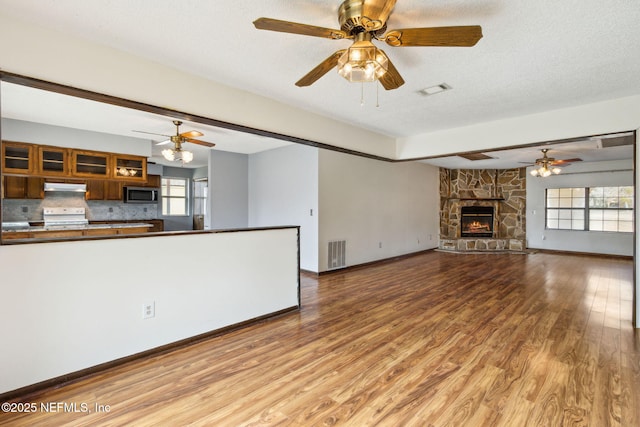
439,168 -> 526,252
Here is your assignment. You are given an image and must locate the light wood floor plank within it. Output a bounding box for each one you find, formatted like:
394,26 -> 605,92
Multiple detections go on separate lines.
0,251 -> 637,426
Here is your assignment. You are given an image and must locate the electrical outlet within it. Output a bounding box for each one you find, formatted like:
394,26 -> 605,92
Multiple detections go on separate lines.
142,302 -> 155,319
379,242 -> 382,248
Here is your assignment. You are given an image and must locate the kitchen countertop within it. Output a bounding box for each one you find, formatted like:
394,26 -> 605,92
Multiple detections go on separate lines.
2,222 -> 153,233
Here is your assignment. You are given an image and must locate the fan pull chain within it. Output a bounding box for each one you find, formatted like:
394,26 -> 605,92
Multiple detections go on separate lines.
376,81 -> 380,108
360,82 -> 365,107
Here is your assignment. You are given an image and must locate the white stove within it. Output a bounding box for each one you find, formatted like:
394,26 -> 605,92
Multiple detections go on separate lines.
43,207 -> 88,227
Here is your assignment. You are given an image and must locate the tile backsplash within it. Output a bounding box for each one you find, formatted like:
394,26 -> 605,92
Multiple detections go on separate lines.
3,193 -> 158,222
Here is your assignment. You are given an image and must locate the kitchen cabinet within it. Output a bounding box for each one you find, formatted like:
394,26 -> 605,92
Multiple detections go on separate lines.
2,141 -> 35,175
145,219 -> 164,232
3,141 -> 149,181
86,180 -> 123,201
2,176 -> 44,199
85,179 -> 105,200
113,154 -> 147,182
89,219 -> 163,232
71,150 -> 110,178
38,146 -> 70,176
105,180 -> 123,200
2,224 -> 153,240
146,174 -> 161,188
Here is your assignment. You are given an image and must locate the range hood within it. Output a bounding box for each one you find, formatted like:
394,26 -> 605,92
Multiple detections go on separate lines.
44,183 -> 87,193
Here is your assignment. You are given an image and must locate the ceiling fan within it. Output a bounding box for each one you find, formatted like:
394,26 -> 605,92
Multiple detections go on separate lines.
528,148 -> 582,177
253,0 -> 483,89
133,120 -> 215,164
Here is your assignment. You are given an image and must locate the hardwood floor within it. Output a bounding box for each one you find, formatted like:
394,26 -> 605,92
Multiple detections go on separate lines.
1,251 -> 638,426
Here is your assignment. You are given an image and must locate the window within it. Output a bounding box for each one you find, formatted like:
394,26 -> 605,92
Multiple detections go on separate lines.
546,188 -> 585,230
545,186 -> 633,232
161,177 -> 189,216
588,186 -> 634,232
193,179 -> 207,217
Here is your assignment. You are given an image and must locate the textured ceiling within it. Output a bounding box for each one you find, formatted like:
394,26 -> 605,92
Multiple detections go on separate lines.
0,0 -> 639,167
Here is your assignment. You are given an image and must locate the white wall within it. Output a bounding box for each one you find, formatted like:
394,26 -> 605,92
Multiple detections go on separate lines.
0,228 -> 299,394
1,118 -> 151,156
210,150 -> 249,229
248,145 -> 318,272
526,159 -> 633,256
318,150 -> 439,272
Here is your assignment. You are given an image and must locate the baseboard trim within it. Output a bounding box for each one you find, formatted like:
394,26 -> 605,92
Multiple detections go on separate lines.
531,248 -> 633,260
0,306 -> 299,402
318,248 -> 437,275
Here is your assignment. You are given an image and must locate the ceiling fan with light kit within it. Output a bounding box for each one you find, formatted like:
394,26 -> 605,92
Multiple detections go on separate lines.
527,148 -> 582,177
253,0 -> 483,89
133,120 -> 215,164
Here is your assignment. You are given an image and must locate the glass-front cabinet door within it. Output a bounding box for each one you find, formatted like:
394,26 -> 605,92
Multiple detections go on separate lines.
2,141 -> 34,174
113,154 -> 146,182
38,146 -> 70,176
71,150 -> 110,178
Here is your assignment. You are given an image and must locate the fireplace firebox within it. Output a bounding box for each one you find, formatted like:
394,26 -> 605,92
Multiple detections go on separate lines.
460,206 -> 494,237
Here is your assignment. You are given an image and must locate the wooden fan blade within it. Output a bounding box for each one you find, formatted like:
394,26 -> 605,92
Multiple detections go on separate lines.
383,26 -> 483,47
185,138 -> 215,148
296,50 -> 346,87
155,139 -> 172,146
378,55 -> 404,90
253,17 -> 349,40
362,0 -> 397,30
550,158 -> 582,166
180,130 -> 204,138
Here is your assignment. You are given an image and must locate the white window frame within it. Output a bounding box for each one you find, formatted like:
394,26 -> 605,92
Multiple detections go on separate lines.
161,177 -> 189,217
545,186 -> 634,233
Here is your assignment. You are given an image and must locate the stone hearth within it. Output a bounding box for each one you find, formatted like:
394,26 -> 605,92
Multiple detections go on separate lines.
439,168 -> 526,252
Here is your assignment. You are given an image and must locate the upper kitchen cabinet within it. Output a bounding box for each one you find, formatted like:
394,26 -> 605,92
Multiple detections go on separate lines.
2,141 -> 35,175
71,150 -> 110,178
3,141 -> 149,181
38,146 -> 70,176
113,154 -> 147,182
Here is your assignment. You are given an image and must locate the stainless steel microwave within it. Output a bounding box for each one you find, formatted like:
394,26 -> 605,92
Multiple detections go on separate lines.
123,187 -> 159,203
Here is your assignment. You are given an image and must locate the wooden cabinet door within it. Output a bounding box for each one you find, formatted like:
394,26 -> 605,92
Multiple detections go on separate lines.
113,154 -> 146,182
3,176 -> 27,198
105,180 -> 123,200
86,180 -> 106,200
38,146 -> 70,176
2,141 -> 34,175
86,180 -> 122,200
145,174 -> 161,188
72,150 -> 110,178
26,177 -> 45,198
3,176 -> 44,199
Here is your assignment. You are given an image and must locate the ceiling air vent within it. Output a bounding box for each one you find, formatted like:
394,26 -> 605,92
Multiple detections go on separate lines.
597,134 -> 635,149
458,152 -> 495,161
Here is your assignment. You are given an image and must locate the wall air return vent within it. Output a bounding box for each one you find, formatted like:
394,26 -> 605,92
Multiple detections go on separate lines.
328,240 -> 346,270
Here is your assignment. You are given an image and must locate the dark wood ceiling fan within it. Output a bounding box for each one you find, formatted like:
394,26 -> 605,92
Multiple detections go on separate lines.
133,120 -> 216,149
253,0 -> 483,90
